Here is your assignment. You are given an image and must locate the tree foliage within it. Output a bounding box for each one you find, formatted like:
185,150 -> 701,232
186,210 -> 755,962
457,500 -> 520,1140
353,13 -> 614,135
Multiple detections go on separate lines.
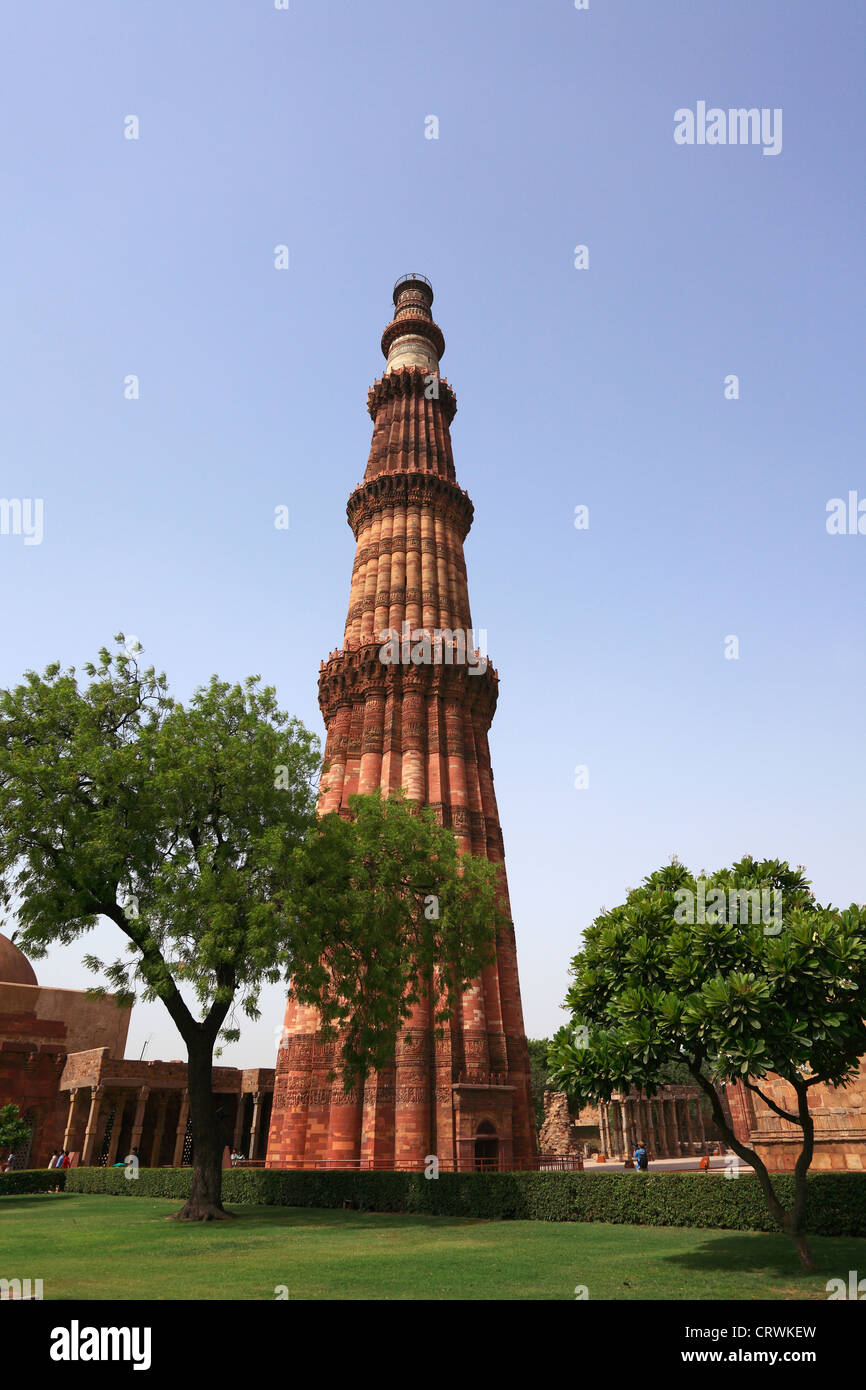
525,1037 -> 553,1133
287,789 -> 504,1085
547,857 -> 866,1270
0,642 -> 321,1022
0,639 -> 506,1217
0,1103 -> 31,1157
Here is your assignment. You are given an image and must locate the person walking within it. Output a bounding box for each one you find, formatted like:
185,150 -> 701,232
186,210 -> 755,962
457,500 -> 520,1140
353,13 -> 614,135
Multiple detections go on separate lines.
633,1141 -> 648,1172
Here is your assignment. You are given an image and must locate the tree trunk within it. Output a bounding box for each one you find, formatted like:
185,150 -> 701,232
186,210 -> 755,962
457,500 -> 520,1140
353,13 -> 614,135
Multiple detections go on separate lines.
787,1080 -> 817,1271
171,1035 -> 232,1222
689,1067 -> 818,1271
786,1225 -> 817,1273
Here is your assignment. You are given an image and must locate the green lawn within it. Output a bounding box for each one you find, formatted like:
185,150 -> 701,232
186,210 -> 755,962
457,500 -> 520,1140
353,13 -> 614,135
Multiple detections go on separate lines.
1,1194 -> 862,1300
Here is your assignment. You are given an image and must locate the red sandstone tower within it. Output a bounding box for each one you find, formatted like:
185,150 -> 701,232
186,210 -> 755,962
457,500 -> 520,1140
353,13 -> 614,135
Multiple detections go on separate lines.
266,275 -> 537,1171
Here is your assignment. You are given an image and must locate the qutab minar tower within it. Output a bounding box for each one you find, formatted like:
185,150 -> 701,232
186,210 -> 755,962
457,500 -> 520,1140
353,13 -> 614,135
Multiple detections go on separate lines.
266,275 -> 537,1170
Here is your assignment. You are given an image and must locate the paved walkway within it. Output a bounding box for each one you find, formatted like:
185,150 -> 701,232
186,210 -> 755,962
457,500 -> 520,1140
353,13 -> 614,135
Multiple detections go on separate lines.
585,1154 -> 733,1173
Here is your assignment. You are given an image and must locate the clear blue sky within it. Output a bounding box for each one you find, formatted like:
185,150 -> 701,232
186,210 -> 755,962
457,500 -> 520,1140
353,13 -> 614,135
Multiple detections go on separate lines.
2,1 -> 864,1065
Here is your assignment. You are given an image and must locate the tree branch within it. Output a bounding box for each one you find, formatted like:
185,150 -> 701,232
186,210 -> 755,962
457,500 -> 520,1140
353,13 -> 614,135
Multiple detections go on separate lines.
687,1064 -> 790,1230
742,1077 -> 800,1125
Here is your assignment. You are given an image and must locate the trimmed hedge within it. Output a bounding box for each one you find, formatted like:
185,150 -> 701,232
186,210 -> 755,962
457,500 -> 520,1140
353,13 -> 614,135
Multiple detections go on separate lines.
0,1168 -> 67,1196
57,1166 -> 866,1237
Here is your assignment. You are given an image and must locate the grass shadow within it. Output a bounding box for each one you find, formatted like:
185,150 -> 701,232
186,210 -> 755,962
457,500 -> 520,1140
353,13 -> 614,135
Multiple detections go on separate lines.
0,1193 -> 70,1211
663,1230 -> 866,1280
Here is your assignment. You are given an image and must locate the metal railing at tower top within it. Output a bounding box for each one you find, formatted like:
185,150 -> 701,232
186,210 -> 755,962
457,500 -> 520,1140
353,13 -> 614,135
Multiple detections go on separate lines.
393,272 -> 433,296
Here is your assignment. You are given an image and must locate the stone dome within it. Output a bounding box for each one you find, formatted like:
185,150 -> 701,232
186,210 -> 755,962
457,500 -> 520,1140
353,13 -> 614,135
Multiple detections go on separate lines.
0,933 -> 38,986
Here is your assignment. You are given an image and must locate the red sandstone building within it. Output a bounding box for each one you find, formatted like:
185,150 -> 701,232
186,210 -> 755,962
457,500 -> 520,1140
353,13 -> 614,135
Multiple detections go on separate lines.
0,932 -> 273,1168
0,932 -> 130,1168
726,1072 -> 866,1173
538,1075 -> 866,1172
265,275 -> 537,1172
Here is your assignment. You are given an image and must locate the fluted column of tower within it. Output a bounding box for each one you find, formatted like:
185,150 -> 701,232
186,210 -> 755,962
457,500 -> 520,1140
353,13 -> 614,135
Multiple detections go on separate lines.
266,275 -> 537,1171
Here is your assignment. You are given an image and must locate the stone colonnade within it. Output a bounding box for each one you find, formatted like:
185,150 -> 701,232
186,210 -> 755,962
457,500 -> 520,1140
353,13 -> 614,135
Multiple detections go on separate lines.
599,1091 -> 708,1158
57,1085 -> 273,1166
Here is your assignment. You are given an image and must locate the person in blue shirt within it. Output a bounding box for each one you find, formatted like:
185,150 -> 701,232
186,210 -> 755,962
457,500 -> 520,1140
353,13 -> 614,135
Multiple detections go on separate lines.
633,1142 -> 648,1171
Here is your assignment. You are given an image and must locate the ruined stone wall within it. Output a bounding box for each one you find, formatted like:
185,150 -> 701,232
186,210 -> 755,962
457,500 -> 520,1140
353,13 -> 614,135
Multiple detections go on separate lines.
728,1062 -> 866,1172
0,982 -> 130,1058
538,1090 -> 592,1155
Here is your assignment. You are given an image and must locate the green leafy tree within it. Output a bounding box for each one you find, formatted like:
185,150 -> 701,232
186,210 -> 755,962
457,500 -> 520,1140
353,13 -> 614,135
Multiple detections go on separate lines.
0,640 -> 319,1218
0,1103 -> 31,1160
547,857 -> 866,1271
287,789 -> 505,1083
0,639 -> 505,1219
656,1057 -> 694,1087
526,1037 -> 553,1133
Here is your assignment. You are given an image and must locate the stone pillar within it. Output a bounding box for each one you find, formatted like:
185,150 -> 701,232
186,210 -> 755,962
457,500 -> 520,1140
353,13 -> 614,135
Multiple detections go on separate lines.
249,1091 -> 263,1161
647,1099 -> 659,1155
149,1095 -> 168,1167
172,1092 -> 190,1167
62,1089 -> 79,1150
668,1099 -> 679,1155
685,1098 -> 697,1156
81,1086 -> 104,1165
671,1099 -> 683,1155
676,1099 -> 688,1156
696,1097 -> 707,1152
668,1098 -> 679,1156
129,1086 -> 149,1156
105,1093 -> 127,1165
599,1104 -> 610,1156
657,1096 -> 670,1156
233,1094 -> 246,1151
620,1101 -> 631,1154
